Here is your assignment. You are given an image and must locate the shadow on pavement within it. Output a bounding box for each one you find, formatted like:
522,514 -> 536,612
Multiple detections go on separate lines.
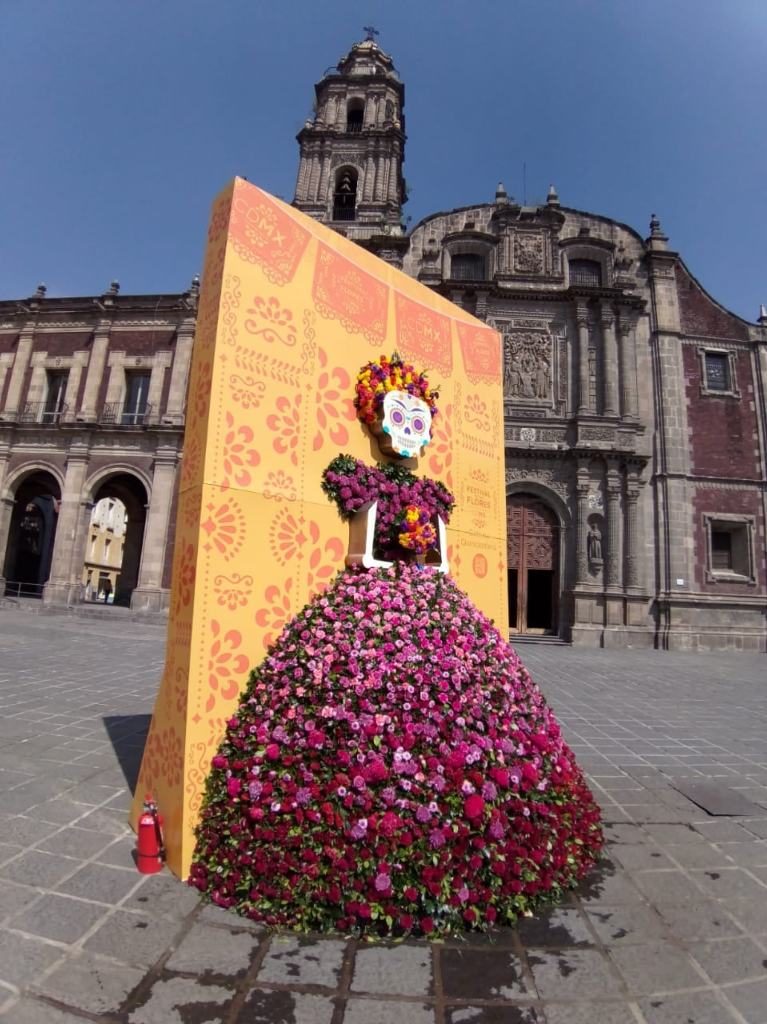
103,714 -> 152,793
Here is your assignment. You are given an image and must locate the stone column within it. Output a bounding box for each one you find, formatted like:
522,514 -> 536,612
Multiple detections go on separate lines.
575,303 -> 592,415
294,155 -> 309,202
308,148 -> 322,201
618,314 -> 639,421
624,472 -> 642,591
387,154 -> 399,204
317,148 -> 332,204
132,449 -> 178,612
4,322 -> 35,418
605,459 -> 623,591
43,444 -> 90,606
575,462 -> 591,585
363,151 -> 376,202
601,304 -> 620,417
78,318 -> 111,421
164,319 -> 195,424
373,147 -> 385,202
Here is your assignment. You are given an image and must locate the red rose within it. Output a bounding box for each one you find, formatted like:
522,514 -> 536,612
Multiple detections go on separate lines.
420,916 -> 435,934
265,744 -> 280,761
490,767 -> 509,788
463,795 -> 485,821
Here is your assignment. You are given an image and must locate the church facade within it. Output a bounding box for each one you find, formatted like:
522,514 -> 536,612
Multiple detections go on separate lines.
1,37 -> 765,649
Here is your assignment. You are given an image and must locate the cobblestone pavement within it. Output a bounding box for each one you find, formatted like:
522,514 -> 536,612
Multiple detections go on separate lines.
1,610 -> 767,1023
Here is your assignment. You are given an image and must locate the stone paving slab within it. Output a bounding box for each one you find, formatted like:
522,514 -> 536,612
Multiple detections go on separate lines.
2,612 -> 767,1022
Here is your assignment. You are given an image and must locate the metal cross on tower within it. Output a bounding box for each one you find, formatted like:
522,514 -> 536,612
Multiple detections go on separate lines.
363,25 -> 379,41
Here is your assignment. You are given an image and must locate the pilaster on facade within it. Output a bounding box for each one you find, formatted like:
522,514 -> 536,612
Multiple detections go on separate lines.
600,304 -> 620,418
575,302 -> 592,416
3,319 -> 35,418
624,469 -> 643,592
43,442 -> 91,607
604,458 -> 623,593
163,318 -> 195,425
78,317 -> 111,422
618,311 -> 639,422
574,459 -> 591,586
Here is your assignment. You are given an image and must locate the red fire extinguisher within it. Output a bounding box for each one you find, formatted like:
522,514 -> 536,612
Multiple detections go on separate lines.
136,794 -> 164,874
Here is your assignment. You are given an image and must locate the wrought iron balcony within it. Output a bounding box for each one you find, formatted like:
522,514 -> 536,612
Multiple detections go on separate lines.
569,267 -> 603,288
19,402 -> 68,425
100,403 -> 152,427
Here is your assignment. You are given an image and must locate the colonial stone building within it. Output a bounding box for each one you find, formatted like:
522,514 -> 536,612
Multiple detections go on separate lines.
0,282 -> 198,612
1,35 -> 765,649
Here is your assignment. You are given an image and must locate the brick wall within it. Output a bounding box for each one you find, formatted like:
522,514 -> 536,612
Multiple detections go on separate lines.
31,332 -> 92,357
676,265 -> 749,341
683,345 -> 759,479
692,487 -> 765,593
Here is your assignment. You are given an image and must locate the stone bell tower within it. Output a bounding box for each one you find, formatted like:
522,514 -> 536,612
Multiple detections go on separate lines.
293,31 -> 407,259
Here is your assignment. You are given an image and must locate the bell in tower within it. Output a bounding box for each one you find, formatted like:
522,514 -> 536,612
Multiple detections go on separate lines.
293,32 -> 408,261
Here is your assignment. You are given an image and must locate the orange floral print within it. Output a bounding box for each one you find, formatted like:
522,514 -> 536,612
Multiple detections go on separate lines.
206,620 -> 249,713
221,411 -> 261,489
255,578 -> 294,648
201,498 -> 246,561
213,573 -> 254,611
266,394 -> 302,466
244,295 -> 297,347
313,347 -> 356,451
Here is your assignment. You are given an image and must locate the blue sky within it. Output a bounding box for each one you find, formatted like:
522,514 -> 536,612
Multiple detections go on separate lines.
2,0 -> 765,320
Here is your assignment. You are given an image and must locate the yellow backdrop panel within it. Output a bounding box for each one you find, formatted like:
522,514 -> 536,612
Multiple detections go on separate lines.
131,179 -> 508,876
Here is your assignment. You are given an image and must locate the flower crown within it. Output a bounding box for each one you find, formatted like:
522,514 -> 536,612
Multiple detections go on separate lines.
354,352 -> 439,426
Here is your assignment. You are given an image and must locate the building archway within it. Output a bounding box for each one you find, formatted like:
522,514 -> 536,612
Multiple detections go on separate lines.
85,473 -> 148,607
507,492 -> 560,634
3,470 -> 62,597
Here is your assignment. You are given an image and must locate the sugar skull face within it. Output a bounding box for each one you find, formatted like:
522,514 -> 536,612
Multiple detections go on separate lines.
381,390 -> 432,458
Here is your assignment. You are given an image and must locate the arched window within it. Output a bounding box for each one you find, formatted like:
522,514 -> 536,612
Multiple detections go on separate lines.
451,253 -> 486,282
569,259 -> 602,287
333,168 -> 358,221
346,100 -> 364,133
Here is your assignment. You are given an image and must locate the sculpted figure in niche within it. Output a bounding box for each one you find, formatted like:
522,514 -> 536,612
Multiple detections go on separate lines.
587,523 -> 603,563
535,357 -> 550,399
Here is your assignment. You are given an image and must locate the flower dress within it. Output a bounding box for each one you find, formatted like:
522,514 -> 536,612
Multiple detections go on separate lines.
189,456 -> 603,937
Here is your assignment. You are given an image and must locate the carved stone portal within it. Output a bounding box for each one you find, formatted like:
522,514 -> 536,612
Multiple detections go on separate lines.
503,331 -> 552,401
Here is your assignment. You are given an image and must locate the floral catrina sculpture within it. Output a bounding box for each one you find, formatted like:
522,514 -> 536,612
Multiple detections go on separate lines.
190,353 -> 603,937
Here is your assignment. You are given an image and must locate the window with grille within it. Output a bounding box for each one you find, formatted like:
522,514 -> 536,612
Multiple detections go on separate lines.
704,353 -> 730,392
569,259 -> 602,287
706,517 -> 753,580
450,253 -> 486,282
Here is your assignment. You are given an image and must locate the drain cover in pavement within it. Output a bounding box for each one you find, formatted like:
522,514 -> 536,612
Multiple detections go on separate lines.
671,780 -> 763,816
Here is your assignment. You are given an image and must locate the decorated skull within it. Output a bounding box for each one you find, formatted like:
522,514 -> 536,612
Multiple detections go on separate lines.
380,390 -> 432,458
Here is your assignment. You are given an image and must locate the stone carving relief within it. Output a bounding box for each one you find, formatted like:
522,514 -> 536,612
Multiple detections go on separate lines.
503,331 -> 552,401
505,465 -> 570,502
514,233 -> 545,274
505,425 -> 566,445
